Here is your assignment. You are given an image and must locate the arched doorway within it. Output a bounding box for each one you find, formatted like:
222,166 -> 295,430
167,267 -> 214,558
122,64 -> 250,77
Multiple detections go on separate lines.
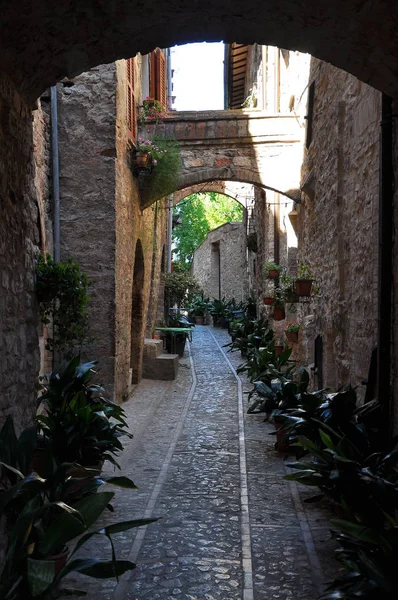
130,239 -> 145,384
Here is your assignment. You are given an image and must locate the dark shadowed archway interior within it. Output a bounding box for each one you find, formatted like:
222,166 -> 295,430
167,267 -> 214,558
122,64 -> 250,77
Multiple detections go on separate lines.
130,239 -> 145,384
4,1 -> 398,101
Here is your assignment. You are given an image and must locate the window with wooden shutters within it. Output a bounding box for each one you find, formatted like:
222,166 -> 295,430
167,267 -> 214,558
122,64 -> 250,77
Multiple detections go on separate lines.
150,49 -> 167,106
126,58 -> 137,142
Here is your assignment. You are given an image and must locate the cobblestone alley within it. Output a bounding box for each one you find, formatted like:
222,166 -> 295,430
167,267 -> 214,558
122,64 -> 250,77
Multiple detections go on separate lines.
79,326 -> 337,599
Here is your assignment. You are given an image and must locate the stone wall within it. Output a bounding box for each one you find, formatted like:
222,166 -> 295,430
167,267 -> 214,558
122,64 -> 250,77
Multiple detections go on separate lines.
192,222 -> 248,302
0,73 -> 41,430
32,97 -> 53,376
56,58 -> 168,401
297,59 -> 380,398
57,65 -> 118,396
114,57 -> 168,399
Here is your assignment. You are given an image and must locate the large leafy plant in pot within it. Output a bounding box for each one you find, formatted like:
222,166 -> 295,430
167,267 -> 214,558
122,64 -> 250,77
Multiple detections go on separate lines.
36,357 -> 133,471
0,459 -> 154,599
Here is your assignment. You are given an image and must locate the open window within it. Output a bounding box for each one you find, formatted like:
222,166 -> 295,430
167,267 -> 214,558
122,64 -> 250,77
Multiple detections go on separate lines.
150,49 -> 167,106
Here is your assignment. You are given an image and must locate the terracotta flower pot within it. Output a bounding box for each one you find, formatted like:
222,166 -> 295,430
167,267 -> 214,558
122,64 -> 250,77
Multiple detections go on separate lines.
286,330 -> 299,343
134,151 -> 153,174
274,344 -> 284,357
195,315 -> 204,325
263,297 -> 274,306
266,269 -> 280,279
295,279 -> 313,297
273,306 -> 286,321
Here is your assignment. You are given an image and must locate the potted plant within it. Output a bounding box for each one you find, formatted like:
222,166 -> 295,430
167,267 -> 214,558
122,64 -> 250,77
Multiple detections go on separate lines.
263,282 -> 274,306
274,341 -> 285,357
279,272 -> 299,303
285,322 -> 300,343
210,298 -> 227,326
189,295 -> 210,325
137,133 -> 180,204
35,254 -> 91,359
36,357 -> 133,472
272,287 -> 285,321
164,264 -> 201,311
0,459 -> 154,600
295,263 -> 315,297
263,261 -> 282,279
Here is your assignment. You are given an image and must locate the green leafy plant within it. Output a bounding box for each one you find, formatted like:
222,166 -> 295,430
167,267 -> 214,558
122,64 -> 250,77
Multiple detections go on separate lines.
164,265 -> 201,308
297,263 -> 314,280
172,192 -> 243,266
0,461 -> 154,600
263,261 -> 281,276
189,295 -> 210,317
35,254 -> 91,357
285,322 -> 300,333
138,133 -> 180,203
36,357 -> 133,470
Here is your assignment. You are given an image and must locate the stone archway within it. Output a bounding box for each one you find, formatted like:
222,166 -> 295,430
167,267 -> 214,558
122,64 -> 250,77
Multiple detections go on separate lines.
140,110 -> 303,207
130,239 -> 145,384
4,2 -> 398,101
173,181 -> 256,208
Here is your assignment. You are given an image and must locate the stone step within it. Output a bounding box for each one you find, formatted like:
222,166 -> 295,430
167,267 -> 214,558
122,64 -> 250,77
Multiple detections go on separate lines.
143,338 -> 164,360
142,353 -> 179,381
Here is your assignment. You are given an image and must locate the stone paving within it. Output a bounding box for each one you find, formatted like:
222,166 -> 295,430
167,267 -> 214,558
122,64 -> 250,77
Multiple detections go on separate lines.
71,326 -> 339,599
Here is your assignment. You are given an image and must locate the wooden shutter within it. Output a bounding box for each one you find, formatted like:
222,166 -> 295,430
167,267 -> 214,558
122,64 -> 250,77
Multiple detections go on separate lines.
150,49 -> 167,106
127,58 -> 137,142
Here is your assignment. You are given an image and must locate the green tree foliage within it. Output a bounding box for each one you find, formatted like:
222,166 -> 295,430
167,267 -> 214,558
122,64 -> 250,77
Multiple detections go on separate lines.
172,193 -> 243,268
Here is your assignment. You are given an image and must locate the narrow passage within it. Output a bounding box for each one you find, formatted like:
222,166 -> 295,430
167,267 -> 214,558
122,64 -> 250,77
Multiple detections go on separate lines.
82,326 -> 335,599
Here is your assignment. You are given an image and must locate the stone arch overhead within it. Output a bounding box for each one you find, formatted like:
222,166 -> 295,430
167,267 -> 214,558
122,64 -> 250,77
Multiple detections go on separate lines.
4,2 -> 398,101
141,167 -> 301,209
177,168 -> 301,202
172,182 -> 252,208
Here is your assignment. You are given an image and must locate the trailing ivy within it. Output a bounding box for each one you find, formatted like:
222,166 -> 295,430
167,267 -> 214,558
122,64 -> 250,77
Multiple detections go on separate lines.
35,253 -> 91,357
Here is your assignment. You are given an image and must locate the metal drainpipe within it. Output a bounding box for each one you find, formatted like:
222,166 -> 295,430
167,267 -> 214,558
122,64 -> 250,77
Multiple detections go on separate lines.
377,93 -> 394,446
167,194 -> 173,272
51,85 -> 60,262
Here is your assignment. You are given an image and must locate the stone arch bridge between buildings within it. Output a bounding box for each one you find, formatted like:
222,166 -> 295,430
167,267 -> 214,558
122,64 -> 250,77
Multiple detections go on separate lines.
140,110 -> 303,208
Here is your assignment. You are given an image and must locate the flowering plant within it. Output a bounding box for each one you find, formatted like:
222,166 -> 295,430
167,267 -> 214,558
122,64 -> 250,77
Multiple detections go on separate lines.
136,138 -> 168,166
140,97 -> 168,124
285,322 -> 300,333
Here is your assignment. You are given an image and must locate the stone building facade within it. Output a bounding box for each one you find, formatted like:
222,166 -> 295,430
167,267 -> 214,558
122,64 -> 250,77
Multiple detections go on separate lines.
57,53 -> 171,400
234,45 -> 380,402
296,59 -> 380,399
191,222 -> 249,302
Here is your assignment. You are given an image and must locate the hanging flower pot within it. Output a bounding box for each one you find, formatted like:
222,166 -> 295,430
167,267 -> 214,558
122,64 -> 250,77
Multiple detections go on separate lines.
295,279 -> 313,297
286,330 -> 299,343
135,151 -> 152,169
267,269 -> 280,279
263,296 -> 274,306
273,306 -> 286,321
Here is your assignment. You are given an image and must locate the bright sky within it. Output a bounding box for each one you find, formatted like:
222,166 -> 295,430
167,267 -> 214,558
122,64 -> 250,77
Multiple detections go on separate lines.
171,42 -> 225,111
